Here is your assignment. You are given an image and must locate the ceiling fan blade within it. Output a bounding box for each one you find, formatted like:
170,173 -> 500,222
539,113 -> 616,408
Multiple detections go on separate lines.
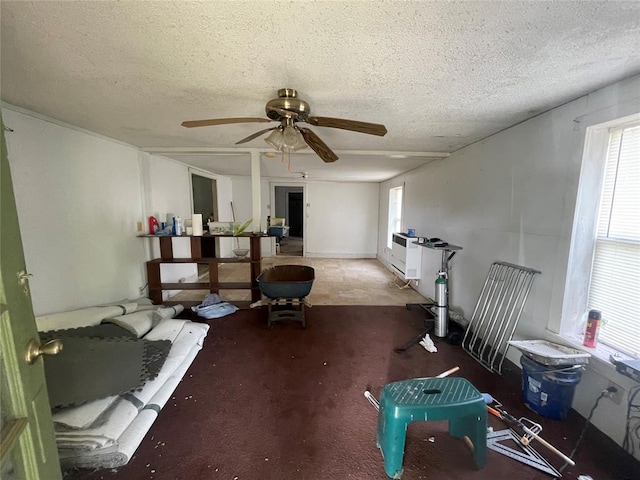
181,117 -> 272,128
304,116 -> 387,136
299,127 -> 339,163
235,127 -> 278,145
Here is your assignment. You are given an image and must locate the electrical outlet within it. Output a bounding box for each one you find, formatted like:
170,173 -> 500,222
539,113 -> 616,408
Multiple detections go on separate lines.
605,380 -> 624,405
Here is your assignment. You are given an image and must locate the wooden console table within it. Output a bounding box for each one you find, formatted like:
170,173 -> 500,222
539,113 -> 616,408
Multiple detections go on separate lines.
140,233 -> 266,306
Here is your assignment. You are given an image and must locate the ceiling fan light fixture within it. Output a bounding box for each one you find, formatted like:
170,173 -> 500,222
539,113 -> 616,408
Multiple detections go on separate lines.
264,125 -> 306,153
264,128 -> 284,150
282,125 -> 306,152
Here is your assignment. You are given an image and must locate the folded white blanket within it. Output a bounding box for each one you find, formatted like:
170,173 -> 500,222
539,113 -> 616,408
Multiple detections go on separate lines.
36,303 -> 138,332
156,305 -> 185,319
103,310 -> 161,338
53,396 -> 117,430
54,320 -> 209,453
53,316 -> 191,431
58,342 -> 204,468
56,399 -> 138,450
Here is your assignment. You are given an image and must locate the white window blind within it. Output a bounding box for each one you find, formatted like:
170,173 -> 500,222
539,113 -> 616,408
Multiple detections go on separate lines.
588,124 -> 640,357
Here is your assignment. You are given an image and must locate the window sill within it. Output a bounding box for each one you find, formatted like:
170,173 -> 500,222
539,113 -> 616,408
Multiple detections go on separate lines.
544,330 -> 638,389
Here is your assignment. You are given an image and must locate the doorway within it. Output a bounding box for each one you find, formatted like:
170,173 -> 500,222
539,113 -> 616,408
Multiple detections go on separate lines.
191,173 -> 217,223
191,172 -> 217,267
288,192 -> 303,236
273,185 -> 304,256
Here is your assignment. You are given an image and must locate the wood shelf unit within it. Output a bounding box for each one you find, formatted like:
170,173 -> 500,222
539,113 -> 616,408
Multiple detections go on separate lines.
141,233 -> 266,305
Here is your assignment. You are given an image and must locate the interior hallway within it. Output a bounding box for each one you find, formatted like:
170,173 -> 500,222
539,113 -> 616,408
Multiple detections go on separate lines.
278,236 -> 303,256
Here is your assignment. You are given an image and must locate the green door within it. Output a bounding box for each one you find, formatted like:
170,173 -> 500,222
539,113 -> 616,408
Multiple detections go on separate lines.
0,115 -> 62,478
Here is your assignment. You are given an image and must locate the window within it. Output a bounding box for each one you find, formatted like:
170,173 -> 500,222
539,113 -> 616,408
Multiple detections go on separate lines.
587,124 -> 640,357
387,186 -> 403,249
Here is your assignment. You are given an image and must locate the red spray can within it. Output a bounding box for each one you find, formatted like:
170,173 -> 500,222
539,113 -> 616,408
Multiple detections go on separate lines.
148,216 -> 160,235
583,309 -> 601,348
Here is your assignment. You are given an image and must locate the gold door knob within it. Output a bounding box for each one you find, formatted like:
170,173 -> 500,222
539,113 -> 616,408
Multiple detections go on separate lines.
25,338 -> 63,365
17,271 -> 33,285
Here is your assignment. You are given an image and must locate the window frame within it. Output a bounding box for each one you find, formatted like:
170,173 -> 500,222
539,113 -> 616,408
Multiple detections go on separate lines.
387,185 -> 403,249
558,114 -> 640,360
587,124 -> 640,356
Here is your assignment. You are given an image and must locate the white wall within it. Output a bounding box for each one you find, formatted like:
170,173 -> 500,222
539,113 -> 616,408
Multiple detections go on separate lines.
213,174 -> 234,258
378,74 -> 640,453
230,177 -> 380,258
306,182 -> 378,257
4,108 -> 146,315
143,153 -> 198,292
229,175 -> 274,255
3,108 -> 234,313
143,160 -> 234,287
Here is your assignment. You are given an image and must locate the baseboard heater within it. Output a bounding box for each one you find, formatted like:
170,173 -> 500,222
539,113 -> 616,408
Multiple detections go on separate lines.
390,233 -> 422,280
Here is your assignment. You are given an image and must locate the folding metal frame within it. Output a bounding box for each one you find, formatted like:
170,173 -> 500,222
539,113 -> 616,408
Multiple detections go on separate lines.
462,261 -> 541,374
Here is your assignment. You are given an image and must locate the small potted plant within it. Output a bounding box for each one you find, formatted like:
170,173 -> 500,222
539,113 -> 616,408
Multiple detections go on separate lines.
232,219 -> 252,257
231,219 -> 252,236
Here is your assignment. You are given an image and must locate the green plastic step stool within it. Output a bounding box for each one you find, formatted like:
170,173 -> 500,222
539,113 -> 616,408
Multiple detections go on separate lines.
376,376 -> 487,478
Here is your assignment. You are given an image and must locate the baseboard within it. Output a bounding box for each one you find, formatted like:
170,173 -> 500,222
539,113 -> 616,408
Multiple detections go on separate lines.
304,252 -> 377,259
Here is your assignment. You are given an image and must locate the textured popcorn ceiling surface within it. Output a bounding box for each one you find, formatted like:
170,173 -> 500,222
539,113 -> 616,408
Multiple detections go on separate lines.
2,1 -> 639,180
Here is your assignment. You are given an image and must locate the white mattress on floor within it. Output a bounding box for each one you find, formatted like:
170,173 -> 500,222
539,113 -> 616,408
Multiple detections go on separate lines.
44,304 -> 209,470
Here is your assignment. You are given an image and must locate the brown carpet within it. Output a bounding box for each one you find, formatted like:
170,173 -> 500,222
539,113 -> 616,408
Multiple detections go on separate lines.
64,306 -> 638,480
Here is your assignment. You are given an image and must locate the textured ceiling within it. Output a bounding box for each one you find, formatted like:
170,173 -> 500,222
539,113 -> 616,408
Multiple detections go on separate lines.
2,1 -> 640,181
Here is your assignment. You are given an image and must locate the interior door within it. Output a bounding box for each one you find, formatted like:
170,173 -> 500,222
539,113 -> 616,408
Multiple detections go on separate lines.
0,116 -> 61,479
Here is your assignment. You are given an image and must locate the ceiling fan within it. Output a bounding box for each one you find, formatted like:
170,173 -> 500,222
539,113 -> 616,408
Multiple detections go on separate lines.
181,88 -> 388,163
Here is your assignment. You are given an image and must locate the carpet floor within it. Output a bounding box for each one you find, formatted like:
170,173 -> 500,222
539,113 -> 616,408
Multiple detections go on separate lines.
63,306 -> 638,480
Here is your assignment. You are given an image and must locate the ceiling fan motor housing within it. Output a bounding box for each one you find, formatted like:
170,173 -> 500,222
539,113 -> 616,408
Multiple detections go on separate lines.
265,88 -> 310,120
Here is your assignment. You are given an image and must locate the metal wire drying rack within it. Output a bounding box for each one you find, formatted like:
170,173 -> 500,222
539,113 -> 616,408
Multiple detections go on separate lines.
462,261 -> 541,375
